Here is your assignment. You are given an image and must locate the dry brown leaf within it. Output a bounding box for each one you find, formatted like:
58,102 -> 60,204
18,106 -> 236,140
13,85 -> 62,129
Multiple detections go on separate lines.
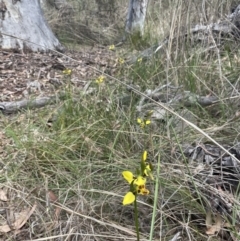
48,190 -> 58,202
0,189 -> 8,201
14,203 -> 37,230
0,203 -> 37,233
206,213 -> 222,235
0,224 -> 11,233
48,190 -> 61,220
54,206 -> 61,221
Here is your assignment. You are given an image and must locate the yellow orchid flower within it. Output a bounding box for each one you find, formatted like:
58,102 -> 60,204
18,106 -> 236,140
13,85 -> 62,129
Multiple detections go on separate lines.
141,151 -> 154,180
118,58 -> 125,64
63,68 -> 72,75
144,163 -> 154,180
137,118 -> 151,128
121,151 -> 154,239
95,75 -> 105,84
122,171 -> 149,205
109,44 -> 115,50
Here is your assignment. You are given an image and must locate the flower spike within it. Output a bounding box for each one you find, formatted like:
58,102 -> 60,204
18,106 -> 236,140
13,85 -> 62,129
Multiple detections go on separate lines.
142,150 -> 147,162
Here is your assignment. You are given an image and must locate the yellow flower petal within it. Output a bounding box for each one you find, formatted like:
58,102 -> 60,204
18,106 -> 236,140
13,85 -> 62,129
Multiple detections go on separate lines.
143,160 -> 154,180
145,120 -> 151,125
144,169 -> 149,176
122,171 -> 134,184
123,192 -> 135,205
134,176 -> 146,186
142,151 -> 147,162
145,164 -> 151,172
137,118 -> 142,124
144,165 -> 154,180
109,45 -> 115,50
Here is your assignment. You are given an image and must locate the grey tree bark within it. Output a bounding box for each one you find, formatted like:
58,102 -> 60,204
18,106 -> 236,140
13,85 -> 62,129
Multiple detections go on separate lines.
0,0 -> 63,52
125,0 -> 148,36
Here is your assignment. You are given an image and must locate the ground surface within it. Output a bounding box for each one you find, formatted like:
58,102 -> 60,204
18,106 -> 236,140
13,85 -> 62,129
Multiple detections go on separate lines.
0,47 -> 127,241
0,47 -> 116,102
1,31 -> 240,240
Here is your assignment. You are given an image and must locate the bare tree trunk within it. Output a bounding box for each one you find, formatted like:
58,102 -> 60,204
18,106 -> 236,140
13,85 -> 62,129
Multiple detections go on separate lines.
125,0 -> 148,36
0,0 -> 63,52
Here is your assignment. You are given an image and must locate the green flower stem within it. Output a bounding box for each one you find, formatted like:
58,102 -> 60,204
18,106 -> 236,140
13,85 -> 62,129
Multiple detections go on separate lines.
149,153 -> 160,241
134,198 -> 140,241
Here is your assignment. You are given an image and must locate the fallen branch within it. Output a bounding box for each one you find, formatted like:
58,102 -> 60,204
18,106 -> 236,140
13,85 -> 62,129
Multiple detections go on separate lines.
0,96 -> 59,114
136,88 -> 218,118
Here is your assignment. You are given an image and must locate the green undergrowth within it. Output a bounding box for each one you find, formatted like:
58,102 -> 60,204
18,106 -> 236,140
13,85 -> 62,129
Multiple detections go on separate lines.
2,1 -> 240,239
2,37 -> 240,239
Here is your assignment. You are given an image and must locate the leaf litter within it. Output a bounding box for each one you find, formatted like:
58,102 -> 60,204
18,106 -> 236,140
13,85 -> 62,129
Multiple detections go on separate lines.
0,47 -> 121,239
